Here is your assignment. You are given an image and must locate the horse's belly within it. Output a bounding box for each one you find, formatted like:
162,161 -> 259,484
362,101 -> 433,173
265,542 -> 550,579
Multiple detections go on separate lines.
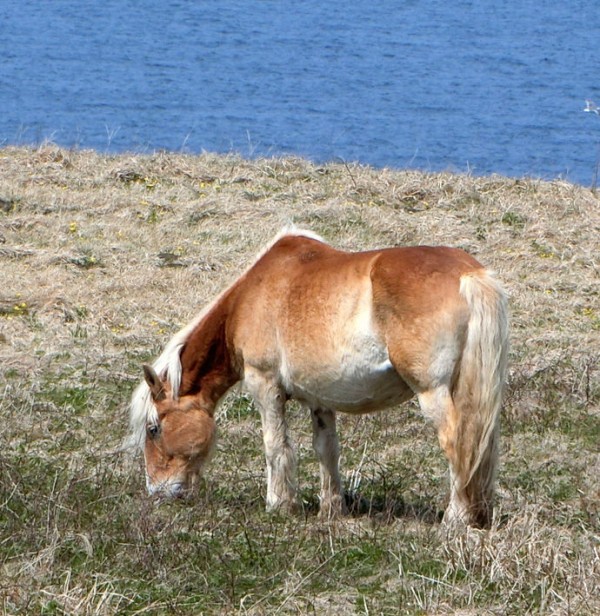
283,347 -> 413,413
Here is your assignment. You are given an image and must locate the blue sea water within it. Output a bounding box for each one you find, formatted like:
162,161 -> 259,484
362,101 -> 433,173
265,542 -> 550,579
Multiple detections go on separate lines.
1,0 -> 599,185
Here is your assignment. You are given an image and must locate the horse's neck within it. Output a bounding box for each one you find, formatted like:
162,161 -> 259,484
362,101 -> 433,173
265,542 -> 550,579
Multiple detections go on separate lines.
179,297 -> 239,412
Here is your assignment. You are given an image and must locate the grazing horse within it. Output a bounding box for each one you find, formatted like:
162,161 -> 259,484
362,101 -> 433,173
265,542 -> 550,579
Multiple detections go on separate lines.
129,229 -> 509,528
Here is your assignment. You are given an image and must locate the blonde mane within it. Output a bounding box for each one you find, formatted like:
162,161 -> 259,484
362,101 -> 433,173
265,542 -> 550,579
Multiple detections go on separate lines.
127,226 -> 324,449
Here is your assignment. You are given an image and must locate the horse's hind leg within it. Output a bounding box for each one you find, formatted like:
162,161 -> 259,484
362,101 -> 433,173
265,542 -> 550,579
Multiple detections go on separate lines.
311,408 -> 346,519
418,386 -> 496,528
245,369 -> 297,513
418,387 -> 473,526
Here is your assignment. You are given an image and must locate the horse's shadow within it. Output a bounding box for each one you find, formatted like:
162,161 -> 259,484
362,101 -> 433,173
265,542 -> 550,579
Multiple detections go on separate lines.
299,489 -> 444,525
347,492 -> 444,524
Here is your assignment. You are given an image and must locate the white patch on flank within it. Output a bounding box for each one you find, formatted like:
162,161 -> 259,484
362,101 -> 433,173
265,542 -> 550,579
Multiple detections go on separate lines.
281,281 -> 410,412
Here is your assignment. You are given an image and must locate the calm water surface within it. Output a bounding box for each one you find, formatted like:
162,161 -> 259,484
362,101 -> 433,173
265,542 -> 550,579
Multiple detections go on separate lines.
1,1 -> 599,185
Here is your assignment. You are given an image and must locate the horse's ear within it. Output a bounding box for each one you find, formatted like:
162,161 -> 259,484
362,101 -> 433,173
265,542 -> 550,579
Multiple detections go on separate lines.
143,364 -> 167,402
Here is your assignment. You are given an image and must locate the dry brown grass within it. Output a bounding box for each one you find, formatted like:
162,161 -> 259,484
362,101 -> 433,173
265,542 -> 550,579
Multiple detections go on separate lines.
0,144 -> 598,614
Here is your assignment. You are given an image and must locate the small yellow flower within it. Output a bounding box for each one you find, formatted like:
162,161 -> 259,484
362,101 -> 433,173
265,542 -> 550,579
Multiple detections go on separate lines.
69,221 -> 78,233
11,302 -> 28,316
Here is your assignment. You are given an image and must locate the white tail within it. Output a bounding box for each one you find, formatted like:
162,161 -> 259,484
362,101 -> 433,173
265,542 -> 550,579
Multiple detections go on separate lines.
451,270 -> 509,525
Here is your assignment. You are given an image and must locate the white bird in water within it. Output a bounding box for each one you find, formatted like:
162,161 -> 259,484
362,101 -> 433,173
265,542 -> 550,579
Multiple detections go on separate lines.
584,99 -> 599,115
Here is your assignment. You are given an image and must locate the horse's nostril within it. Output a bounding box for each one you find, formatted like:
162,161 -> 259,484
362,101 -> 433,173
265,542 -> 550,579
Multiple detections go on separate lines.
146,475 -> 188,499
169,483 -> 186,498
153,468 -> 206,499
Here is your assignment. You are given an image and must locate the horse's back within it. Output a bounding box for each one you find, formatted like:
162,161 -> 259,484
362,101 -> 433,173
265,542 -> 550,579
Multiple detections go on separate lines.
258,235 -> 483,287
251,236 -> 484,327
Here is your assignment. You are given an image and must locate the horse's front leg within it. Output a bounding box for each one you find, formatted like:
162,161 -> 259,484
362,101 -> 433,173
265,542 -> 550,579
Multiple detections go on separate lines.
245,369 -> 298,513
311,408 -> 346,519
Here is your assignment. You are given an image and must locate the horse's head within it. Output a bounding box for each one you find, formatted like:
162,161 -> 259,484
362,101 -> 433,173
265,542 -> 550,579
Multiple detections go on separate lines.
141,364 -> 216,498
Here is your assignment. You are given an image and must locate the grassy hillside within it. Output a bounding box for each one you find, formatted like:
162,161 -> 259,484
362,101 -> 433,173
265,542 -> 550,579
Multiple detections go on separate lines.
0,145 -> 598,615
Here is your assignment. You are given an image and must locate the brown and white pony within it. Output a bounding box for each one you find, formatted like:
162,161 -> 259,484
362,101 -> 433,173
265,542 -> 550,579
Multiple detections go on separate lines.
129,229 -> 509,528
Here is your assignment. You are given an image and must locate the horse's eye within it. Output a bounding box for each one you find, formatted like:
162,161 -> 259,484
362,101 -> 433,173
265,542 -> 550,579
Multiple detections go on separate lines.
147,424 -> 160,438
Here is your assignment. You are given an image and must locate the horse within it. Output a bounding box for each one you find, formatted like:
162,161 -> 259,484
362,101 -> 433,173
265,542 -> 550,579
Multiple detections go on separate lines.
129,228 -> 509,528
